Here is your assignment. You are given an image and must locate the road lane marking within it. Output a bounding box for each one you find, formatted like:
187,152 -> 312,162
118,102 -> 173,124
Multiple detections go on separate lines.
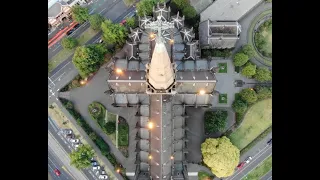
48,117 -> 59,132
99,7 -> 107,14
48,156 -> 59,169
252,144 -> 270,159
238,155 -> 272,180
267,176 -> 272,180
48,164 -> 54,171
49,61 -> 72,78
226,146 -> 272,180
62,166 -> 74,180
52,45 -> 61,52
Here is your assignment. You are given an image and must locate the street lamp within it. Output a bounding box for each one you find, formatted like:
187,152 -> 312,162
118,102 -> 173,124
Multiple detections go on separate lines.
148,122 -> 153,129
116,168 -> 120,173
199,89 -> 206,95
116,68 -> 123,74
169,39 -> 174,44
170,155 -> 174,160
149,33 -> 155,39
148,155 -> 152,160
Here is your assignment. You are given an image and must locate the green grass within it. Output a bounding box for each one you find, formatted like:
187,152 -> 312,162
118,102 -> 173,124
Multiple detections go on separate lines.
198,171 -> 214,180
88,102 -> 106,127
48,27 -> 99,73
242,156 -> 272,180
118,124 -> 129,146
106,112 -> 117,122
248,9 -> 272,67
229,99 -> 272,150
240,126 -> 272,155
219,94 -> 228,104
218,63 -> 228,73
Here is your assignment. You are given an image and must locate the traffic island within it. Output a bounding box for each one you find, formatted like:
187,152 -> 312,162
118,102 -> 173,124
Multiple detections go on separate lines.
218,63 -> 228,73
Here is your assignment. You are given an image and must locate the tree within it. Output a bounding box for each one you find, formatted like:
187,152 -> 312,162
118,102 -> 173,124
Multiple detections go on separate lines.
89,132 -> 97,141
204,110 -> 228,133
61,37 -> 78,50
254,67 -> 272,82
232,99 -> 248,114
241,62 -> 256,78
256,86 -> 272,100
89,14 -> 104,30
71,5 -> 89,24
104,121 -> 116,134
101,19 -> 128,46
233,53 -> 249,67
95,137 -> 110,156
201,137 -> 240,178
172,0 -> 188,9
125,17 -> 136,28
240,88 -> 258,104
241,44 -> 255,58
72,45 -> 105,78
69,145 -> 94,169
136,0 -> 157,17
182,5 -> 197,19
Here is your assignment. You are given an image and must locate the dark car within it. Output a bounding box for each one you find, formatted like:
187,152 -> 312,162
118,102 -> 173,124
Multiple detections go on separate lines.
267,138 -> 272,145
74,23 -> 81,29
237,162 -> 245,169
54,169 -> 61,176
66,29 -> 74,36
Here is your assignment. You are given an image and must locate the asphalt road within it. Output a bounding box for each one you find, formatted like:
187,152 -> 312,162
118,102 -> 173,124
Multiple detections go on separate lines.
48,0 -> 129,60
48,117 -> 102,180
261,170 -> 272,180
48,148 -> 74,180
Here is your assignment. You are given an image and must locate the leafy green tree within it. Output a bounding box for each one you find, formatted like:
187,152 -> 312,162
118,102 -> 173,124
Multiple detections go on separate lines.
204,110 -> 228,133
240,88 -> 258,104
89,14 -> 104,30
72,45 -> 105,78
101,19 -> 128,46
89,132 -> 97,141
232,99 -> 248,114
71,5 -> 89,24
94,137 -> 110,156
61,37 -> 78,50
233,53 -> 249,67
241,44 -> 255,58
254,67 -> 272,82
201,137 -> 240,178
69,145 -> 94,169
241,62 -> 256,78
125,17 -> 136,28
172,0 -> 188,9
136,0 -> 157,16
104,121 -> 116,134
182,5 -> 197,19
256,86 -> 272,100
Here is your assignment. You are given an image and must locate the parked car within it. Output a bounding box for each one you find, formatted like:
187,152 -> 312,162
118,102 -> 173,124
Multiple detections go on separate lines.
54,169 -> 61,176
245,156 -> 252,163
99,174 -> 108,179
70,139 -> 80,143
119,19 -> 126,25
237,162 -> 245,169
98,39 -> 104,43
74,23 -> 81,29
64,129 -> 73,135
93,166 -> 101,171
65,134 -> 74,139
101,170 -> 106,175
92,161 -> 98,166
267,138 -> 272,145
66,30 -> 74,36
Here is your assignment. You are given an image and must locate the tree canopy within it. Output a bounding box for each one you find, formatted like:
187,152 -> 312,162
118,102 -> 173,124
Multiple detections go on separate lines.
101,19 -> 128,45
232,99 -> 248,114
233,53 -> 249,67
71,5 -> 89,24
254,67 -> 272,82
125,17 -> 136,28
70,145 -> 94,169
136,0 -> 157,16
256,86 -> 272,100
61,37 -> 78,50
72,44 -> 106,78
204,110 -> 228,133
182,5 -> 197,19
240,88 -> 258,104
241,62 -> 256,78
201,137 -> 240,178
89,14 -> 104,30
241,44 -> 255,58
172,0 -> 188,9
104,121 -> 116,134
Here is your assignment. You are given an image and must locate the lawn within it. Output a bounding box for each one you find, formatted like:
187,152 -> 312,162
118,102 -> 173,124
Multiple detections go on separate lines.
242,155 -> 272,180
219,94 -> 228,104
106,111 -> 117,122
118,123 -> 129,146
218,63 -> 227,73
229,99 -> 272,150
48,27 -> 99,73
255,19 -> 272,58
198,171 -> 214,180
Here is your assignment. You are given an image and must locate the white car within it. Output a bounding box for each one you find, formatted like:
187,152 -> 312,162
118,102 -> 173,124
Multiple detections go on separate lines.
245,156 -> 252,163
98,39 -> 104,43
99,175 -> 108,179
93,166 -> 100,171
64,129 -> 73,135
70,139 -> 80,143
101,170 -> 106,175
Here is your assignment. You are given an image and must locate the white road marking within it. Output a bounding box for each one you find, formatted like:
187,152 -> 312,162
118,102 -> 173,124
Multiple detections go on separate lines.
50,61 -> 71,78
48,164 -> 54,171
239,155 -> 272,180
48,117 -> 59,132
99,8 -> 107,14
267,176 -> 272,180
52,45 -> 61,52
252,144 -> 269,159
48,156 -> 59,169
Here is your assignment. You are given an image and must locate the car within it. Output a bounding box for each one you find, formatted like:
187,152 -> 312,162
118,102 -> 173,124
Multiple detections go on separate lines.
54,169 -> 61,176
267,138 -> 272,145
101,170 -> 106,175
66,30 -> 74,36
74,23 -> 80,29
119,19 -> 126,25
99,174 -> 108,179
70,139 -> 80,143
245,156 -> 252,163
92,161 -> 98,166
98,39 -> 104,43
93,165 -> 101,171
65,134 -> 75,139
74,144 -> 81,149
237,162 -> 245,169
64,129 -> 73,135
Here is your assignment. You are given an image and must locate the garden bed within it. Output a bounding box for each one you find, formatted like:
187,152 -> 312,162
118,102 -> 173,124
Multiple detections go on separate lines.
218,63 -> 227,73
228,99 -> 272,150
118,116 -> 129,157
198,171 -> 214,180
219,94 -> 228,104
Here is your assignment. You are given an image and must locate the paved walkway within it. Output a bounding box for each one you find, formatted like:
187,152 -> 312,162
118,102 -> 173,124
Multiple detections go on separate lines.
234,2 -> 272,68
